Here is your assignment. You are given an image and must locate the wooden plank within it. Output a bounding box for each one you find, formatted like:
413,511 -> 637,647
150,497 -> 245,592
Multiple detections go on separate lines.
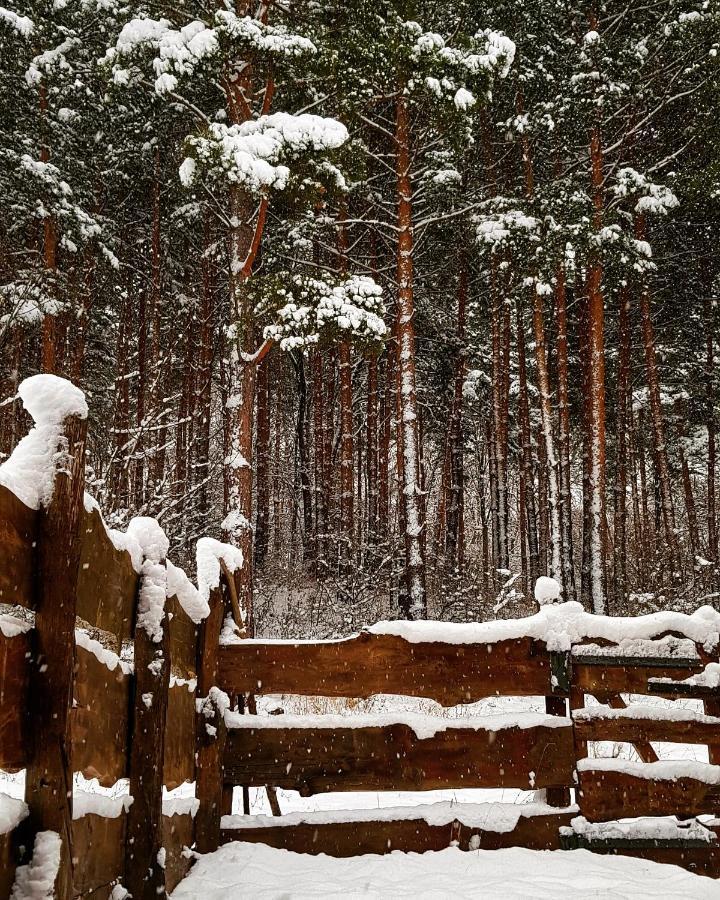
221,811 -> 574,856
24,412 -> 87,900
195,583 -> 228,854
0,483 -> 36,609
164,682 -> 196,790
218,634 -> 553,704
705,696 -> 720,765
166,594 -> 198,680
578,766 -> 720,821
72,643 -> 130,786
0,829 -> 18,900
76,505 -> 138,644
573,661 -> 704,695
72,813 -> 125,897
574,713 -> 720,746
648,680 -> 720,699
163,813 -> 195,893
164,596 -> 198,791
223,720 -> 574,793
0,629 -> 30,771
560,834 -> 720,878
125,560 -> 171,900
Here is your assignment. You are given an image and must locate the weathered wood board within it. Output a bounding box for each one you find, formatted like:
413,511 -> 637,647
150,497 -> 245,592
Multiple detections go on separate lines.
218,634 -> 554,704
578,767 -> 720,821
71,643 -> 131,786
221,810 -> 574,856
573,661 -> 704,696
223,720 -> 575,793
574,713 -> 720,746
76,505 -> 138,644
0,484 -> 35,609
0,630 -> 29,771
164,682 -> 196,790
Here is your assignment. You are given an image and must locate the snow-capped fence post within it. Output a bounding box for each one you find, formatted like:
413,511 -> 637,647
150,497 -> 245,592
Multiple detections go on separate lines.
535,577 -> 572,808
124,519 -> 171,900
194,578 -> 230,854
23,393 -> 88,900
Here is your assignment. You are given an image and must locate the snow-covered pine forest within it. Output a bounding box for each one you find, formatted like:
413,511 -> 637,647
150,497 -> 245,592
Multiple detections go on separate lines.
1,0 -> 719,634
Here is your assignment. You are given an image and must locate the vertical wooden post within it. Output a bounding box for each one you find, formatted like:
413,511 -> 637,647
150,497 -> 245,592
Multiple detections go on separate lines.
24,412 -> 87,899
125,554 -> 170,898
546,650 -> 572,808
195,582 -> 227,853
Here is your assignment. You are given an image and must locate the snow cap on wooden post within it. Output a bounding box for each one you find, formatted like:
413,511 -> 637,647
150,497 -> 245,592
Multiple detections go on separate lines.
0,374 -> 88,509
535,576 -> 562,607
125,516 -> 171,898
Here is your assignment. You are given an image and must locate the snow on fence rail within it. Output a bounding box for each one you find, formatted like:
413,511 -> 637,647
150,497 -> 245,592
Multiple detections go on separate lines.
1,376 -> 720,896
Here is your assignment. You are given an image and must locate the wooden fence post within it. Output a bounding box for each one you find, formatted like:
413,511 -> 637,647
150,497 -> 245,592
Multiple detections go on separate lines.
125,541 -> 170,898
546,650 -> 572,807
24,411 -> 87,899
195,582 -> 228,853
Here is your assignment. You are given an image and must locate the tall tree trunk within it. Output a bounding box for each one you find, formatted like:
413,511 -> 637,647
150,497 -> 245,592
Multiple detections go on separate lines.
446,252 -> 467,571
555,265 -> 576,600
586,117 -> 608,613
367,355 -> 379,544
705,289 -> 718,568
613,282 -> 631,608
336,208 -> 354,565
516,297 -> 540,591
255,355 -> 271,570
394,90 -> 427,617
378,350 -> 391,542
635,213 -> 680,578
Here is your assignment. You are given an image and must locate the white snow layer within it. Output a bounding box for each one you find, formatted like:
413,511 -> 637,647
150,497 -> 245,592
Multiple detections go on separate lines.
0,793 -> 28,833
10,830 -> 62,899
169,842 -> 720,899
368,600 -> 720,652
535,576 -> 561,605
0,374 -> 87,509
222,800 -> 575,832
578,757 -> 720,784
196,537 -> 243,604
224,710 -> 571,740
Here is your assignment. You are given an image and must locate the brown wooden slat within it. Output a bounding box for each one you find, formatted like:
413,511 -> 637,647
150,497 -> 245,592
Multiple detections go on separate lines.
223,721 -> 574,793
0,629 -> 30,771
163,813 -> 195,893
218,634 -> 553,704
71,643 -> 130,786
0,827 -> 20,898
164,682 -> 196,790
70,813 -> 196,896
578,767 -> 720,821
577,845 -> 720,879
76,505 -> 138,644
574,713 -> 720,746
72,813 -> 125,897
573,661 -> 704,695
0,483 -> 36,609
24,412 -> 87,900
221,811 -> 574,856
195,584 -> 228,854
166,594 -> 198,680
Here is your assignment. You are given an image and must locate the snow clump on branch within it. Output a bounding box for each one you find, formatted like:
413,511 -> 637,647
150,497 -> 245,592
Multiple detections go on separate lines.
263,275 -> 387,352
179,114 -> 348,195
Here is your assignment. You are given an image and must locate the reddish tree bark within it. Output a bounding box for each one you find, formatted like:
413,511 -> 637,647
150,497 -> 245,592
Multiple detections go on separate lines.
394,91 -> 427,617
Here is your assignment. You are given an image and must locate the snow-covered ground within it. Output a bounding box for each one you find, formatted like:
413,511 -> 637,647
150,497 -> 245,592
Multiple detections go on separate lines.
171,842 -> 720,899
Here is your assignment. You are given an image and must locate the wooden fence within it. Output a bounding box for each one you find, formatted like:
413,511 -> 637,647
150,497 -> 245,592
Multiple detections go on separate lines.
0,404 -> 241,898
1,404 -> 720,897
